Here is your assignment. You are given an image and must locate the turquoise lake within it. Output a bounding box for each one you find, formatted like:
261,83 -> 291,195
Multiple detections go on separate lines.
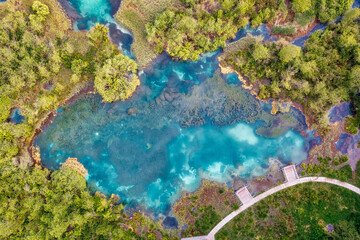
35,51 -> 312,214
34,0 -> 325,214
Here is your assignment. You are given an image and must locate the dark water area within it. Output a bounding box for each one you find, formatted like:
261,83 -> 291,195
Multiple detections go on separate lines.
233,24 -> 277,42
335,133 -> 357,154
58,0 -> 134,57
292,23 -> 328,47
10,108 -> 25,124
353,0 -> 360,8
328,102 -> 351,123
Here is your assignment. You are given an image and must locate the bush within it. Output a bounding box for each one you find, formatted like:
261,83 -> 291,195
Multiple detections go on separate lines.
0,96 -> 12,123
271,26 -> 296,35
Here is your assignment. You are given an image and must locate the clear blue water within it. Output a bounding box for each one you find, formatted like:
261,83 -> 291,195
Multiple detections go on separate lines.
64,0 -> 133,57
10,108 -> 25,124
33,0 -> 332,214
35,48 -> 313,214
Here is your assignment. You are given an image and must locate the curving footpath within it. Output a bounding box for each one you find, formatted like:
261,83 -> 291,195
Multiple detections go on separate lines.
182,177 -> 360,240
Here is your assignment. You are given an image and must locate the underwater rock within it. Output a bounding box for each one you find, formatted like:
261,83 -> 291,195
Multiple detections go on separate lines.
31,146 -> 42,165
127,108 -> 139,116
108,23 -> 133,51
57,0 -> 81,21
162,216 -> 178,229
60,157 -> 88,177
164,92 -> 173,102
108,0 -> 121,15
271,101 -> 279,114
328,102 -> 351,123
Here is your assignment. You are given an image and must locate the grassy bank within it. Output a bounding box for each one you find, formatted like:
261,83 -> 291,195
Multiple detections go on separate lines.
114,0 -> 183,67
173,180 -> 239,238
216,182 -> 360,239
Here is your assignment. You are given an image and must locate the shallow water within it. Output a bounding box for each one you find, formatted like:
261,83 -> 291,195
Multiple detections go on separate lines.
10,108 -> 25,124
63,0 -> 133,56
233,24 -> 277,42
35,49 -> 313,214
33,0 -> 330,214
328,102 -> 351,123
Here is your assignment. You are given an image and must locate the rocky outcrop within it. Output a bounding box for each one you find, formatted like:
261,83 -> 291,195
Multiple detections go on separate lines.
61,157 -> 88,177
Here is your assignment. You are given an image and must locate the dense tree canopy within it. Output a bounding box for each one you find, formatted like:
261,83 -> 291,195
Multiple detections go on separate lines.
0,161 -> 173,239
94,53 -> 139,102
146,0 -> 353,61
221,8 -> 360,134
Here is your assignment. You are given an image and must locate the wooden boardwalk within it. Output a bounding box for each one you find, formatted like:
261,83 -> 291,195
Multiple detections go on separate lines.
235,186 -> 253,204
181,166 -> 360,240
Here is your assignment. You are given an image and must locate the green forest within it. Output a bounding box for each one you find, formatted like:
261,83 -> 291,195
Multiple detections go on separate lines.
0,161 -> 175,239
145,0 -> 353,61
220,8 -> 360,134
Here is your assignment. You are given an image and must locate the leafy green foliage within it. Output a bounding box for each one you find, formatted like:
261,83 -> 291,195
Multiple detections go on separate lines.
301,156 -> 353,182
345,116 -> 359,135
146,0 -> 276,61
145,0 -> 352,60
0,162 -> 123,239
0,96 -> 11,123
271,25 -> 296,35
292,0 -> 312,13
317,0 -> 353,22
252,44 -> 270,62
0,123 -> 31,163
0,161 -> 173,239
94,54 -> 139,102
279,44 -> 301,63
221,9 -> 360,134
31,1 -> 50,22
192,206 -> 220,236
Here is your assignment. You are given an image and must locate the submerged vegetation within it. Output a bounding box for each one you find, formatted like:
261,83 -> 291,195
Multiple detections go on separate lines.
220,8 -> 360,134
